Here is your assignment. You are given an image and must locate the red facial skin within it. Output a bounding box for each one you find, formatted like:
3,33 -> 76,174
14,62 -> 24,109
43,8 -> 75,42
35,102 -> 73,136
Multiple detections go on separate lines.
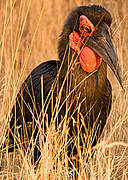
69,15 -> 102,73
79,15 -> 95,37
69,31 -> 82,54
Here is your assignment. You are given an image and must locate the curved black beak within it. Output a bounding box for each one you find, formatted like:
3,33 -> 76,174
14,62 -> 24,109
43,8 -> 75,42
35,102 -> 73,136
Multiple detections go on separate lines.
86,22 -> 123,89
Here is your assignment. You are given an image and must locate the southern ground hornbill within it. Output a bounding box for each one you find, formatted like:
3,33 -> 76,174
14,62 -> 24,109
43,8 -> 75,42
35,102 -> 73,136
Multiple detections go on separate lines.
6,5 -> 122,164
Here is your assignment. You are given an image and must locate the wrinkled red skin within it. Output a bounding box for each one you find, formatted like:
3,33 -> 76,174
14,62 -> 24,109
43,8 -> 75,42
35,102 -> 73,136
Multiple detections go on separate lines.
79,47 -> 102,72
69,15 -> 102,73
79,47 -> 96,72
79,15 -> 95,37
69,31 -> 82,54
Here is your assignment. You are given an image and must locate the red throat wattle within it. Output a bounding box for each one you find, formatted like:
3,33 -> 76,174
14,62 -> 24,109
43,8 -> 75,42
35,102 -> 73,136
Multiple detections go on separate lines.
69,15 -> 102,73
79,47 -> 102,73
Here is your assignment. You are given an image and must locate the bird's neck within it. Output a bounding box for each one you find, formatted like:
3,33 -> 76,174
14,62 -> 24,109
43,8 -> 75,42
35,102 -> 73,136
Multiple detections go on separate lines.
71,61 -> 108,102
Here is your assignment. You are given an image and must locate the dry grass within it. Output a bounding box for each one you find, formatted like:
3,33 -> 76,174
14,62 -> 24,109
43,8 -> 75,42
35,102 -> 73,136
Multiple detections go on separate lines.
0,0 -> 128,179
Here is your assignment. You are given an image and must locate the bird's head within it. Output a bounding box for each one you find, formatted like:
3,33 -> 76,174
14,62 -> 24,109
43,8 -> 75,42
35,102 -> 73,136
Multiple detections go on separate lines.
58,5 -> 123,87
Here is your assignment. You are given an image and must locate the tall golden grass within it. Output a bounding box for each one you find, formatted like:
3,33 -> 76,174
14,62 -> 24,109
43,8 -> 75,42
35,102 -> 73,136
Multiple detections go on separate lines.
0,0 -> 128,179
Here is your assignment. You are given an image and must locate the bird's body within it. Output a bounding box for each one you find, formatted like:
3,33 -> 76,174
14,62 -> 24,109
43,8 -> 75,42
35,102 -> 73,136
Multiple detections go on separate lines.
7,5 -> 122,164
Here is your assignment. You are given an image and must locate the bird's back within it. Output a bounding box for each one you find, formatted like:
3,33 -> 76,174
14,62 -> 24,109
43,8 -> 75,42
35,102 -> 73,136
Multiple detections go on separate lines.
8,60 -> 61,153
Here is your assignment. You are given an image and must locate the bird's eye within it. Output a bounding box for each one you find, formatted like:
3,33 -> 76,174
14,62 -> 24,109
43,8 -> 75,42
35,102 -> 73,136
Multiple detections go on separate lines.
84,27 -> 91,33
81,25 -> 92,34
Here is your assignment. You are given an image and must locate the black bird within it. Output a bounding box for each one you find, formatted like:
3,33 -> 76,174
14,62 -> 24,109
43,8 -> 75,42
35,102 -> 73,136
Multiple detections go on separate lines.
7,5 -> 122,164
